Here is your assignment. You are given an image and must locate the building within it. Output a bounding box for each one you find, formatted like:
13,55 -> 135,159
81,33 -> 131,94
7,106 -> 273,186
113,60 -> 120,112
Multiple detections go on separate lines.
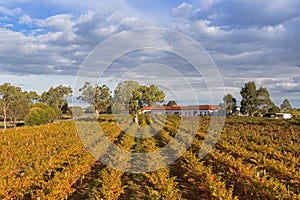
275,113 -> 292,119
142,105 -> 220,117
265,113 -> 292,119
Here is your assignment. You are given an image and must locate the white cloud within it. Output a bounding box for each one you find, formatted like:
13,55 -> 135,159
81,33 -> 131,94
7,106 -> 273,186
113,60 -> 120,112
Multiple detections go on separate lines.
95,25 -> 118,36
0,10 -> 144,77
195,20 -> 223,37
0,6 -> 22,16
19,14 -> 33,25
36,14 -> 74,30
75,11 -> 94,24
262,24 -> 285,34
120,17 -> 139,27
2,23 -> 14,28
172,2 -> 193,17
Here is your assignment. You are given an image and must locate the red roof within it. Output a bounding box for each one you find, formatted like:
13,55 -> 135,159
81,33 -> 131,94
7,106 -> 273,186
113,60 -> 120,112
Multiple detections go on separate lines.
143,105 -> 219,111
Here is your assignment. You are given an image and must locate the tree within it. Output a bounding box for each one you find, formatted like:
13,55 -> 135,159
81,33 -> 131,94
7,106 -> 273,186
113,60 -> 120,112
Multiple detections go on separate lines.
269,105 -> 281,113
112,80 -> 140,113
135,85 -> 165,106
280,99 -> 292,112
256,87 -> 275,115
78,82 -> 112,118
240,82 -> 258,116
7,91 -> 29,127
0,83 -> 29,129
96,84 -> 112,114
240,82 -> 278,116
220,94 -> 237,115
41,85 -> 72,119
24,91 -> 40,104
130,84 -> 165,124
78,82 -> 95,115
166,100 -> 177,106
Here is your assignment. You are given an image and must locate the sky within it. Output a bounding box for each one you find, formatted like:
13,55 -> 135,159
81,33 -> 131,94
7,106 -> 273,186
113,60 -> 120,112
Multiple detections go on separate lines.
0,0 -> 300,107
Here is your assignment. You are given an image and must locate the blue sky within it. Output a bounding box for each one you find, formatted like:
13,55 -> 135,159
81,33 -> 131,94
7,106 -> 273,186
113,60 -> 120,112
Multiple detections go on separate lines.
0,0 -> 300,107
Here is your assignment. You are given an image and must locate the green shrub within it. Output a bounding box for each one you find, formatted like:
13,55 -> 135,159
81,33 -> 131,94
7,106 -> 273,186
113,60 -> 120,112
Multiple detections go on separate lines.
24,103 -> 56,126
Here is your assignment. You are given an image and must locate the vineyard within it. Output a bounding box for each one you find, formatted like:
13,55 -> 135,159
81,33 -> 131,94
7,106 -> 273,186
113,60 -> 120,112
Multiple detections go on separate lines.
0,115 -> 299,199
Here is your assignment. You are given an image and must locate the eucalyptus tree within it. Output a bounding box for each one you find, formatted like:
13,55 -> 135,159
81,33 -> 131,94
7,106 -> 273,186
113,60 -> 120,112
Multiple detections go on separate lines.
0,83 -> 29,129
78,82 -> 112,118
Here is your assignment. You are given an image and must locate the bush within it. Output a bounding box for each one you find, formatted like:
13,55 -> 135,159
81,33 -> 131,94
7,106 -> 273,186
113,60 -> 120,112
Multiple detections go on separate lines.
24,103 -> 56,126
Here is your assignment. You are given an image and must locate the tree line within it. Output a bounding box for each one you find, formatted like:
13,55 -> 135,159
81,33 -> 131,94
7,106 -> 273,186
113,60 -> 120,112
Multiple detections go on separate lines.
0,83 -> 72,129
220,81 -> 293,116
77,80 -> 166,124
78,80 -> 294,119
0,80 -> 295,129
0,80 -> 166,128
